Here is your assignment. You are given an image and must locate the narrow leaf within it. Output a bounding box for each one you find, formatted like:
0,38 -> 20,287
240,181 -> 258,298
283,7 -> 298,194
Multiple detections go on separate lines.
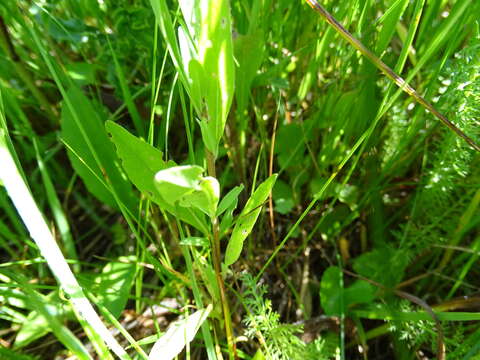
177,0 -> 235,156
224,174 -> 277,266
61,87 -> 136,212
1,102 -> 129,359
217,184 -> 244,217
106,121 -> 207,232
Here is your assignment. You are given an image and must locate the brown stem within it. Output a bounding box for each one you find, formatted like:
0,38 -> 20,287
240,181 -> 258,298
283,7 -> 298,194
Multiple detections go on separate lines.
206,149 -> 238,360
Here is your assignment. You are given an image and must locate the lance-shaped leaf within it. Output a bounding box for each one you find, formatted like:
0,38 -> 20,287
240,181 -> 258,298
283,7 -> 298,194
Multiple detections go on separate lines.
218,185 -> 244,237
224,174 -> 277,266
180,0 -> 236,156
217,184 -> 244,217
150,0 -> 235,156
234,29 -> 265,115
61,87 -> 137,212
106,121 -> 207,232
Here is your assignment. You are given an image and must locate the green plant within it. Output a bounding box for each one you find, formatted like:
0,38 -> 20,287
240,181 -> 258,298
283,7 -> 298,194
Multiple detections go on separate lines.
1,0 -> 480,359
241,273 -> 331,360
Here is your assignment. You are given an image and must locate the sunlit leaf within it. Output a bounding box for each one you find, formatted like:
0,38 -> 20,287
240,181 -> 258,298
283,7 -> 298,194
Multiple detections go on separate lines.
106,121 -> 207,232
148,305 -> 212,360
154,165 -> 219,219
217,184 -> 244,217
224,174 -> 277,266
94,256 -> 136,318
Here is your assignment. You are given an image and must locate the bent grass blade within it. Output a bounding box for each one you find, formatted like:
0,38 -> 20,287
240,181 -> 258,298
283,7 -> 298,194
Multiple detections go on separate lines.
304,0 -> 480,152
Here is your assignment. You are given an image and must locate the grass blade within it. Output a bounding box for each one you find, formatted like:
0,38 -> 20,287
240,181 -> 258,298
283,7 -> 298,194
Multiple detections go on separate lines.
304,0 -> 480,152
0,93 -> 130,360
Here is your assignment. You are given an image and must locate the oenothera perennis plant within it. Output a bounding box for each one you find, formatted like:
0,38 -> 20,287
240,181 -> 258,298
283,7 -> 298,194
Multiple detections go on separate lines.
150,0 -> 235,158
106,121 -> 277,357
106,116 -> 275,252
127,2 -> 272,356
106,121 -> 277,266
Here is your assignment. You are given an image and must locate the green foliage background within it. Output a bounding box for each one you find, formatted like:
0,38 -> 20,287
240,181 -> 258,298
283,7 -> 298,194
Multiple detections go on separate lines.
0,0 -> 479,359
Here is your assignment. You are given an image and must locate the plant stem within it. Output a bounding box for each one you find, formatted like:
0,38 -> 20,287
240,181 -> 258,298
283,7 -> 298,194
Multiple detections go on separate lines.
206,149 -> 237,360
